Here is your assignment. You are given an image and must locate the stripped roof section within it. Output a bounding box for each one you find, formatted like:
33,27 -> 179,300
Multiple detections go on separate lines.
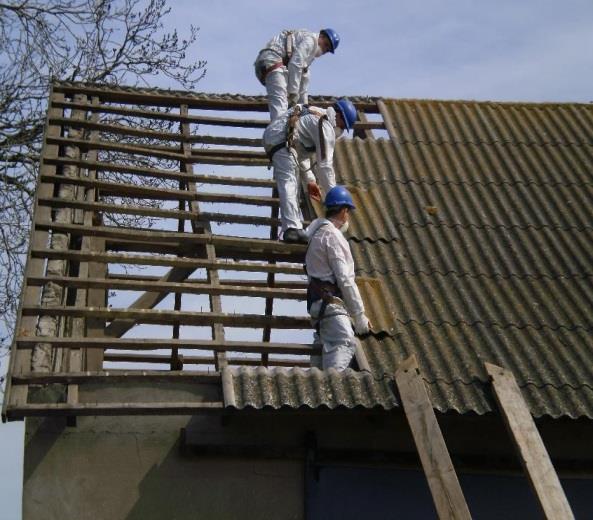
52,81 -> 380,111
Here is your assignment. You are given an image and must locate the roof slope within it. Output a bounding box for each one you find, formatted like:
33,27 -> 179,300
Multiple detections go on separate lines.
340,98 -> 593,418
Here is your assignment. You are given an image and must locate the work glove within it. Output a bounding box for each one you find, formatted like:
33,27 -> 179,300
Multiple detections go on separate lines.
307,181 -> 322,201
288,93 -> 299,108
353,312 -> 370,335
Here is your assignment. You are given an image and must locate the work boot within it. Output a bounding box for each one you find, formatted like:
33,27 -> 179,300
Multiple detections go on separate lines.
282,228 -> 308,244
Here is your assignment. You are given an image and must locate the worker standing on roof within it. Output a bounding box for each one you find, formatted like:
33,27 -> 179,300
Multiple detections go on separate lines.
305,186 -> 370,371
254,28 -> 340,121
263,99 -> 358,243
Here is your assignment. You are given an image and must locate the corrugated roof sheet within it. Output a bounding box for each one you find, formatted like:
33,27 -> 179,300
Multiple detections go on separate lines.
349,99 -> 593,419
230,98 -> 593,419
225,366 -> 397,410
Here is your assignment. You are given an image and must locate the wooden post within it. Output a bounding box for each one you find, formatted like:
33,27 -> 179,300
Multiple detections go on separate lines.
353,110 -> 375,140
376,99 -> 398,142
485,363 -> 575,520
395,355 -> 472,520
2,89 -> 64,418
180,104 -> 227,370
65,92 -> 91,405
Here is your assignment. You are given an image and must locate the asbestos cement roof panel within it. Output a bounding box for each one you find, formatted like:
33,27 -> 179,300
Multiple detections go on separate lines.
225,366 -> 397,410
342,98 -> 593,419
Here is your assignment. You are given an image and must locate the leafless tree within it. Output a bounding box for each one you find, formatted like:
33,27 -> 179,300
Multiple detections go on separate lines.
0,0 -> 206,363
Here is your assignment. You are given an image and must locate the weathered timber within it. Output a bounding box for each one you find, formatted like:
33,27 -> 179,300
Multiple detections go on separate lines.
52,83 -> 381,112
106,274 -> 308,289
35,222 -> 306,256
395,355 -> 472,520
353,339 -> 372,372
354,111 -> 375,140
47,136 -> 267,162
485,363 -> 575,520
180,103 -> 228,371
38,198 -> 281,226
49,116 -> 263,146
52,99 -> 271,126
2,90 -> 64,420
22,306 -> 311,329
66,93 -> 94,400
28,275 -> 306,301
105,239 -> 305,262
16,337 -> 319,355
40,174 -> 279,206
86,235 -> 107,370
13,370 -> 221,385
103,352 -> 311,367
5,401 -> 225,419
45,156 -> 275,187
30,249 -> 305,274
377,99 -> 399,142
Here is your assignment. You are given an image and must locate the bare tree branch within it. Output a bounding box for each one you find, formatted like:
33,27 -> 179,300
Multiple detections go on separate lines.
0,0 -> 206,373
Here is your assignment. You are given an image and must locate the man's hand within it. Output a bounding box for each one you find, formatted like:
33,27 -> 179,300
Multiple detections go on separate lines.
353,312 -> 371,335
288,93 -> 298,107
307,181 -> 322,201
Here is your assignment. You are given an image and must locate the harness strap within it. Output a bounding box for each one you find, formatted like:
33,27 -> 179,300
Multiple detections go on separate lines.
318,115 -> 328,161
305,221 -> 343,328
285,31 -> 294,64
266,141 -> 286,162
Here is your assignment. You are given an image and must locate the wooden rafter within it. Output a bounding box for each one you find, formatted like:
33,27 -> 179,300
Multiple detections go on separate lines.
3,83 -> 385,420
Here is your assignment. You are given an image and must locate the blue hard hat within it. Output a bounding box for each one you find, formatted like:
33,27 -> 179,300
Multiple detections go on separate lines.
325,185 -> 356,209
320,28 -> 340,53
334,98 -> 357,132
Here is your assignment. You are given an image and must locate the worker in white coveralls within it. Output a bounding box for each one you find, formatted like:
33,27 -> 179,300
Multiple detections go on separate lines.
263,98 -> 358,244
254,28 -> 340,121
305,186 -> 371,371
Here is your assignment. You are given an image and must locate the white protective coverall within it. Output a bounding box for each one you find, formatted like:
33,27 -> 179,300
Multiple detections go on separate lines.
254,29 -> 320,121
264,106 -> 336,231
305,218 -> 367,371
263,105 -> 338,232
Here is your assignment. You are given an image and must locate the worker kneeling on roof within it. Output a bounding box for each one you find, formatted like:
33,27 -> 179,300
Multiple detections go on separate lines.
305,186 -> 371,371
263,98 -> 358,244
254,28 -> 340,121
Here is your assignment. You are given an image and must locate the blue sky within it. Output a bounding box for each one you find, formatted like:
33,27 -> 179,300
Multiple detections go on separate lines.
1,1 -> 592,517
183,0 -> 593,102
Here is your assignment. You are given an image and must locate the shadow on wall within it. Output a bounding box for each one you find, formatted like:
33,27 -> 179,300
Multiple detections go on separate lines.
125,438 -> 304,520
24,386 -> 69,483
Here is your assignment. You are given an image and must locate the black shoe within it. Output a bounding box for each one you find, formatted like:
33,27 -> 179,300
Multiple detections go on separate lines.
282,228 -> 308,244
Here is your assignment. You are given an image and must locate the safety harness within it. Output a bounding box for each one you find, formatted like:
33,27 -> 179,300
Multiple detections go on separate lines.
266,105 -> 330,166
304,222 -> 346,332
256,31 -> 309,85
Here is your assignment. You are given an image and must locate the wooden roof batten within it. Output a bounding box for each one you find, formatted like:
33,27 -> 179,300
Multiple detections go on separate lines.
2,82 -> 382,422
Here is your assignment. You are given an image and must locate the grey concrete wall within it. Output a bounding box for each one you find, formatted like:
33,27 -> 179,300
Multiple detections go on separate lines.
22,382 -> 593,520
24,413 -> 304,520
